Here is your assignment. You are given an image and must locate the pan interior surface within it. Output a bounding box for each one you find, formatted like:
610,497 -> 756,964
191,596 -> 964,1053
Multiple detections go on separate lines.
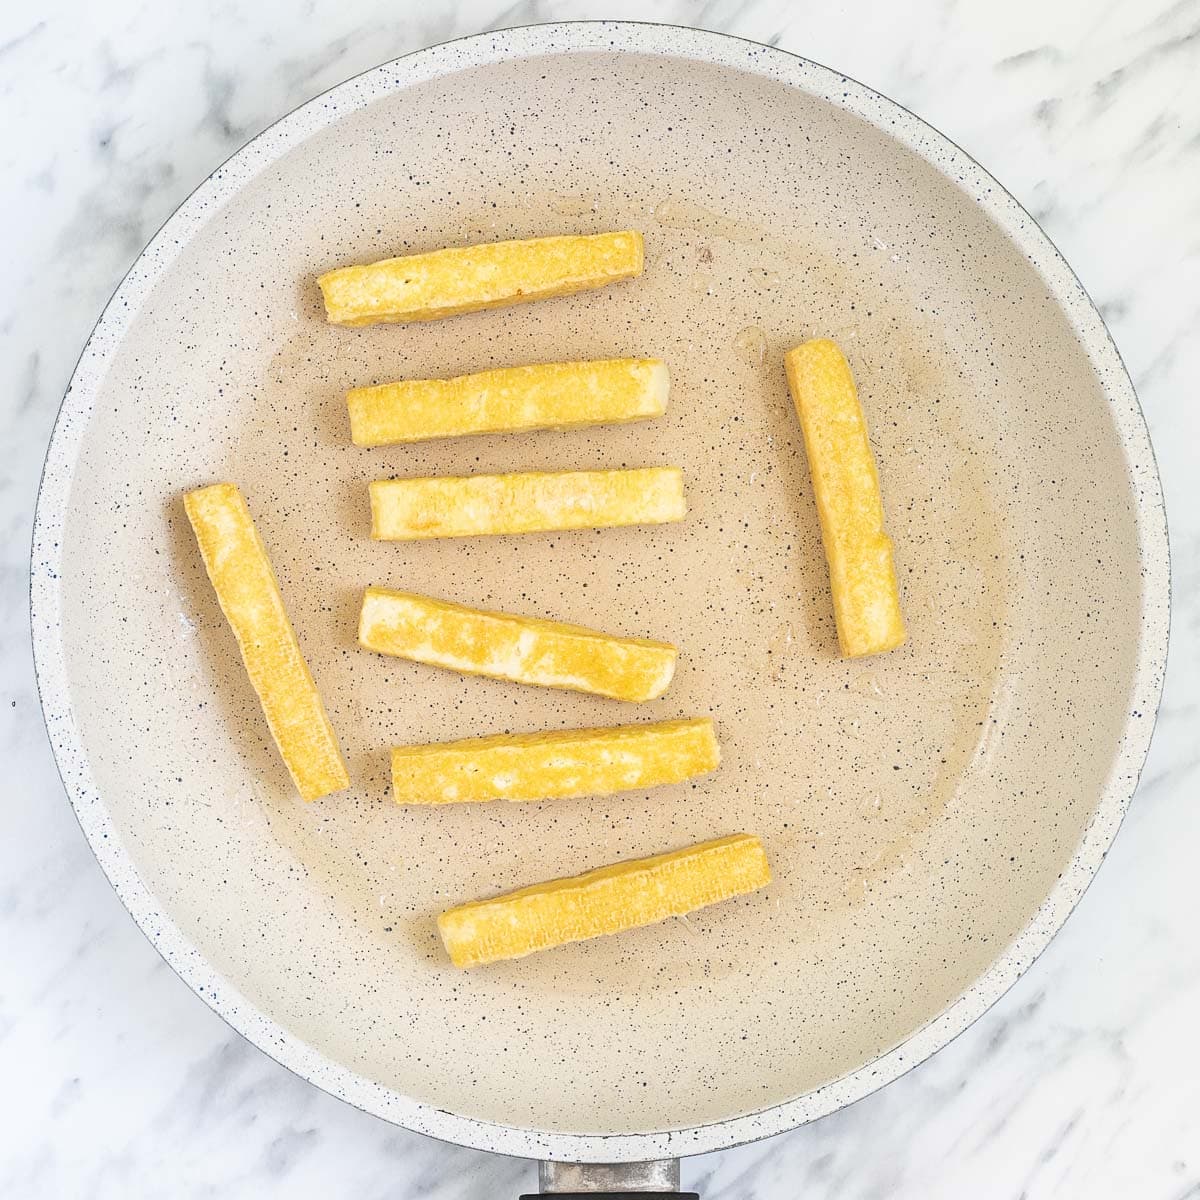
49,46 -> 1149,1137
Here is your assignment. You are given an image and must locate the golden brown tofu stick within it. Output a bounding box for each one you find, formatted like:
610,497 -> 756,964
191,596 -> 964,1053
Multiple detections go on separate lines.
183,484 -> 349,801
438,834 -> 770,967
359,586 -> 676,702
784,338 -> 906,657
347,358 -> 669,446
391,718 -> 719,804
369,467 -> 686,540
318,231 -> 644,326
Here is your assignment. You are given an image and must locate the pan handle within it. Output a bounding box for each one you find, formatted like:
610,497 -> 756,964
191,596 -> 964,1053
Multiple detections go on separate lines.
522,1159 -> 698,1199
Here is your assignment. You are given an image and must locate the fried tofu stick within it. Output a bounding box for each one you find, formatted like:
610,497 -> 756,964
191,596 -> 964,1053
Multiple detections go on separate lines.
183,484 -> 349,800
391,718 -> 719,804
319,231 -> 644,326
438,834 -> 770,967
784,338 -> 906,657
347,358 -> 668,446
369,467 -> 685,540
359,586 -> 676,702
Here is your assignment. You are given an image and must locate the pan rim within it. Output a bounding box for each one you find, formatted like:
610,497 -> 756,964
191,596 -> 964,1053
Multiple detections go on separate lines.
29,20 -> 1170,1163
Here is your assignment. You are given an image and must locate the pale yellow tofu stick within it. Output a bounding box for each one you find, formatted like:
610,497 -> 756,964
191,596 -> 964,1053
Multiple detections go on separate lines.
391,718 -> 719,805
369,467 -> 685,540
183,484 -> 349,801
347,358 -> 669,446
359,586 -> 676,702
318,231 -> 644,326
784,338 -> 906,658
438,834 -> 770,968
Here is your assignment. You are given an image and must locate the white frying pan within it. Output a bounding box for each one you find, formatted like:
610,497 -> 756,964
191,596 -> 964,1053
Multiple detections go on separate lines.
31,22 -> 1169,1196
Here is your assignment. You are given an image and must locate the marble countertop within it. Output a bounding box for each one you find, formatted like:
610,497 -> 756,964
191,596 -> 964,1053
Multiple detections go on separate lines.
3,1 -> 1197,1196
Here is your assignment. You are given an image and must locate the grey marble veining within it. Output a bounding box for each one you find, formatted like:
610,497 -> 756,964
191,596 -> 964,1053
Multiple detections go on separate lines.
1,1 -> 1197,1197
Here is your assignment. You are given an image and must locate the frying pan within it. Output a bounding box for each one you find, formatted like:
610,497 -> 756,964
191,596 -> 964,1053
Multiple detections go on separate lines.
30,22 -> 1169,1196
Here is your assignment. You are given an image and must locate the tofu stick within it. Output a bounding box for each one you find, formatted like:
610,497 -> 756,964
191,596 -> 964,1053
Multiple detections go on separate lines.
369,467 -> 685,540
438,834 -> 771,967
391,718 -> 719,804
347,358 -> 669,446
319,231 -> 644,326
784,338 -> 906,657
359,586 -> 676,702
183,484 -> 349,801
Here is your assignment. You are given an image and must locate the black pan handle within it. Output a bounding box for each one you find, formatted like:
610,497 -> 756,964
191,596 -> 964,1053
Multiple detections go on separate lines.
523,1160 -> 697,1199
521,1193 -> 699,1199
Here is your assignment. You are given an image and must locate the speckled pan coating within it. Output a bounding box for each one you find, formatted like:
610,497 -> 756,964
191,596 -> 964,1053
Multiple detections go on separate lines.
30,23 -> 1169,1165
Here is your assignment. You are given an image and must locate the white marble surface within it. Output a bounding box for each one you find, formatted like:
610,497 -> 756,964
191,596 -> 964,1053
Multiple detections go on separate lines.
1,1 -> 1197,1196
